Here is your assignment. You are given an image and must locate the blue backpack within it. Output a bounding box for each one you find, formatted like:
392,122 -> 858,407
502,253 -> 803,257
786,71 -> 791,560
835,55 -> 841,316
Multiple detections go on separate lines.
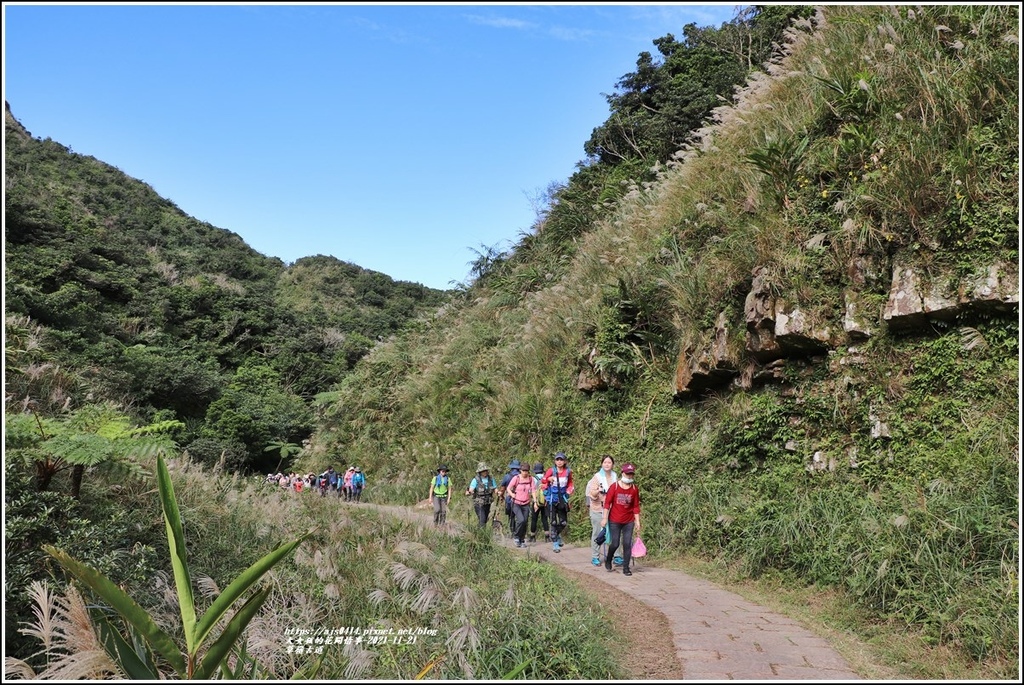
545,467 -> 571,505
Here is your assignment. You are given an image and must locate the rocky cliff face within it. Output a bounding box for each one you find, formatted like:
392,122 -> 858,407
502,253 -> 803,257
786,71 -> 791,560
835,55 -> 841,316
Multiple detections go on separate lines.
671,259 -> 1019,398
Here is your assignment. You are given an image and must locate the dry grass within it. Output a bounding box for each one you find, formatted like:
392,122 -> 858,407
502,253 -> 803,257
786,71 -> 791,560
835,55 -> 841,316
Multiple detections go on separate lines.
4,581 -> 124,680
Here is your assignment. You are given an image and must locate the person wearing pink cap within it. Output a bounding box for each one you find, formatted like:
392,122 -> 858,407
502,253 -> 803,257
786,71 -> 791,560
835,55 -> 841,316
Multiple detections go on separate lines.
600,462 -> 641,576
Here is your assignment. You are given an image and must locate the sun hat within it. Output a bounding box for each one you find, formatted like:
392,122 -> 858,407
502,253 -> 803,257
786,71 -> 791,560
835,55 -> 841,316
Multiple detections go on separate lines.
477,462 -> 490,473
438,464 -> 449,472
508,459 -> 521,470
554,451 -> 567,461
519,463 -> 531,471
621,463 -> 636,475
533,462 -> 544,474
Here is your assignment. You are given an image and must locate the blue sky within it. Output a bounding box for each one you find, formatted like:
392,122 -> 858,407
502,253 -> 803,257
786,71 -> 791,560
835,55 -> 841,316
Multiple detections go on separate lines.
3,2 -> 743,290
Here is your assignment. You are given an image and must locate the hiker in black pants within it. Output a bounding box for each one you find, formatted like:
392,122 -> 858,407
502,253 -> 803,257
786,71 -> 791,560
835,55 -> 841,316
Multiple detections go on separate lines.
528,462 -> 549,542
601,462 -> 641,576
465,462 -> 497,528
497,459 -> 520,535
542,451 -> 574,552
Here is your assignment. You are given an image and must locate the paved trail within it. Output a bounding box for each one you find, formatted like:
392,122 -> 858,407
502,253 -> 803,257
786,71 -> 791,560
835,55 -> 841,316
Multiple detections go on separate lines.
510,537 -> 861,681
366,502 -> 861,680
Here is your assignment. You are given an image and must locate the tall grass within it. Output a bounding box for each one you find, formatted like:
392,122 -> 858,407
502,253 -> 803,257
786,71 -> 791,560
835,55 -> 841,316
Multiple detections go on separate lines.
8,457 -> 625,679
303,4 -> 1017,673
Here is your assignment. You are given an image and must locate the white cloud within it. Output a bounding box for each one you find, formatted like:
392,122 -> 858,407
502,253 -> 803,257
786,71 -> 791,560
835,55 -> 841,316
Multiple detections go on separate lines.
463,14 -> 535,30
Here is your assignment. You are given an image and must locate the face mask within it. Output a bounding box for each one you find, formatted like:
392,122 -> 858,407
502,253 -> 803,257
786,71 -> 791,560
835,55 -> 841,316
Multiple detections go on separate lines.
620,476 -> 633,484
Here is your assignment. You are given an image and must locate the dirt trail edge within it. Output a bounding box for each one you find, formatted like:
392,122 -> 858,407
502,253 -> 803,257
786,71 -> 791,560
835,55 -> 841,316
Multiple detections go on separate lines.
365,502 -> 861,680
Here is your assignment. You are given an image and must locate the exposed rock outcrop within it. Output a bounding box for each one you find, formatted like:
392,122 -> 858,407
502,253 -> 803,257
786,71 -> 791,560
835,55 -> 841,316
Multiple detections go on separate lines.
883,262 -> 1019,331
673,311 -> 739,395
668,260 -> 1018,398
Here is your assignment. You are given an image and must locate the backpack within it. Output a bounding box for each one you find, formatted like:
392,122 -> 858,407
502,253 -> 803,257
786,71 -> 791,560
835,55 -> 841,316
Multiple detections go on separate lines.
432,474 -> 450,496
509,474 -> 535,505
473,475 -> 496,499
500,471 -> 516,503
545,466 -> 571,505
352,472 -> 365,488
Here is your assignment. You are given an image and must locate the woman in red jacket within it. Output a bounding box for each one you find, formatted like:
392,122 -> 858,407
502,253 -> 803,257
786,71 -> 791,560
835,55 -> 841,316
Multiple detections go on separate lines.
600,462 -> 641,576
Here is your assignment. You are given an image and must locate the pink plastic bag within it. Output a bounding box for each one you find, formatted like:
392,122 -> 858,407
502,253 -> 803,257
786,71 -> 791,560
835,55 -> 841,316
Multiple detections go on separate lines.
632,535 -> 647,558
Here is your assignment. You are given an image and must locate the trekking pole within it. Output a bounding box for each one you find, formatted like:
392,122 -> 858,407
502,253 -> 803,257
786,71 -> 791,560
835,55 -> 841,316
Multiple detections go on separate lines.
491,496 -> 503,536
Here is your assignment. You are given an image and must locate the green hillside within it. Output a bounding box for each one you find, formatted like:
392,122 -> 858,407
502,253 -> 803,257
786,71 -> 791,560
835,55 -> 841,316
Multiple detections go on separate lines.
301,3 -> 1019,671
4,102 -> 447,473
4,4 -> 1018,679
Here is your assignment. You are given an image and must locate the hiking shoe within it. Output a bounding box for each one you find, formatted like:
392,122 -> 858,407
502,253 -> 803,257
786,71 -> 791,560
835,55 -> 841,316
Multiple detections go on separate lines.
553,541 -> 560,553
591,557 -> 600,566
613,556 -> 623,566
528,534 -> 536,543
514,540 -> 523,548
623,568 -> 633,577
605,560 -> 613,572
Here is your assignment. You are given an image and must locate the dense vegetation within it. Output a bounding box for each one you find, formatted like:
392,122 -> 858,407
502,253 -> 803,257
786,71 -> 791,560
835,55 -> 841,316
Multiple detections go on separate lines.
4,109 -> 447,474
4,5 -> 1018,679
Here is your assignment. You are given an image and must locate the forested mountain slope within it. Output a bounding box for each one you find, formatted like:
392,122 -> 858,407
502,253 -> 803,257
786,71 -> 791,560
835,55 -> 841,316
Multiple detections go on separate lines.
5,100 -> 447,472
301,4 -> 1019,668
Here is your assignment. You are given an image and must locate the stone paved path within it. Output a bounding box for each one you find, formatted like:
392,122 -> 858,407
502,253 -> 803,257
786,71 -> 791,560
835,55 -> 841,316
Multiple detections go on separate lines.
509,536 -> 862,681
367,501 -> 861,679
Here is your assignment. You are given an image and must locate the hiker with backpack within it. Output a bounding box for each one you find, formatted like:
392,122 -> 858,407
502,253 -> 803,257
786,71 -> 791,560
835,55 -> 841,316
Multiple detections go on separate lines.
542,451 -> 575,552
601,462 -> 641,576
429,464 -> 452,526
586,455 -> 618,566
351,467 -> 366,502
507,461 -> 539,547
465,462 -> 497,527
342,466 -> 356,501
528,462 -> 549,543
497,459 -> 520,535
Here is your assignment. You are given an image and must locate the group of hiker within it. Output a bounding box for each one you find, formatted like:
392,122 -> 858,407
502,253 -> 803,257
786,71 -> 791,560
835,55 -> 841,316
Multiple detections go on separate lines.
267,466 -> 367,501
429,452 -> 642,575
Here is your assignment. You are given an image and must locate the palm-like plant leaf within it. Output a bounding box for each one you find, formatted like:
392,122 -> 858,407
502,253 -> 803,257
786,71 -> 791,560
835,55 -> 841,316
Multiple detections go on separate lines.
192,587 -> 271,681
192,533 -> 310,649
156,455 -> 197,653
92,611 -> 160,680
42,545 -> 186,676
